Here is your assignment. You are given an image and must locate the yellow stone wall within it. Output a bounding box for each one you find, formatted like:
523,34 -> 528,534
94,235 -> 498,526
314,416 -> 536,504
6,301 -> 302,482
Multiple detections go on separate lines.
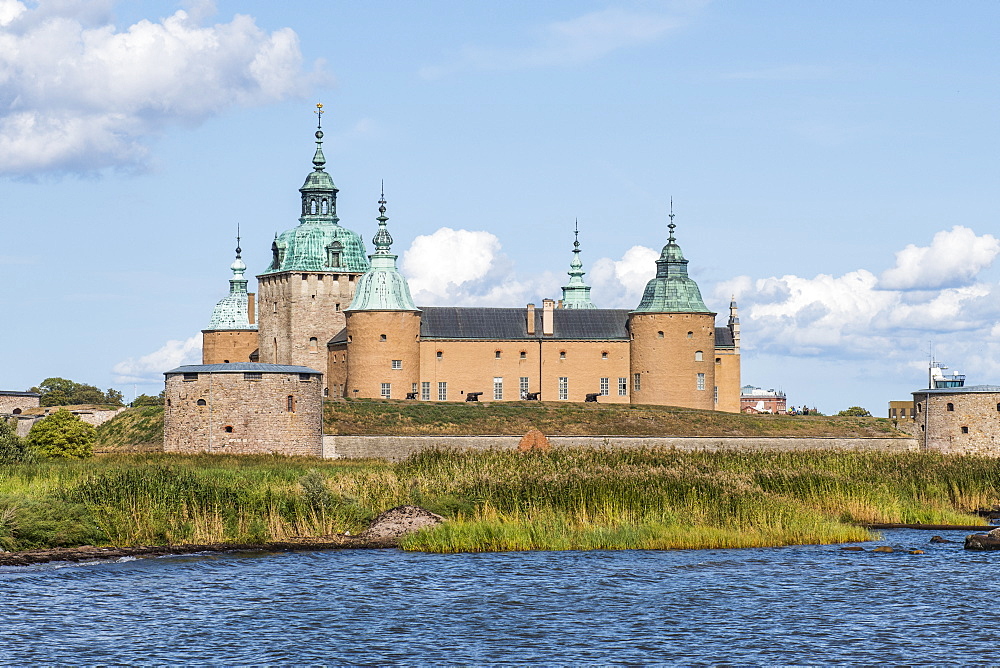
714,348 -> 741,413
201,329 -> 259,365
344,311 -> 421,399
628,312 -> 716,410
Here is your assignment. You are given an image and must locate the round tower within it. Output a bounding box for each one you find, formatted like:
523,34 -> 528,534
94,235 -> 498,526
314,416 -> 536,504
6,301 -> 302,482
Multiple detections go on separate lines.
628,206 -> 716,409
343,191 -> 421,400
202,231 -> 259,364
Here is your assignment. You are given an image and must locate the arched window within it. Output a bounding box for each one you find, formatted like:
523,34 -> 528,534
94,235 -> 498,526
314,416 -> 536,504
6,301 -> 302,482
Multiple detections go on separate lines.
657,331 -> 664,339
321,199 -> 329,214
310,199 -> 318,214
695,351 -> 704,362
224,426 -> 234,433
309,337 -> 318,353
11,408 -> 20,415
380,334 -> 387,341
197,399 -> 207,406
947,403 -> 955,412
495,350 -> 502,359
687,331 -> 694,339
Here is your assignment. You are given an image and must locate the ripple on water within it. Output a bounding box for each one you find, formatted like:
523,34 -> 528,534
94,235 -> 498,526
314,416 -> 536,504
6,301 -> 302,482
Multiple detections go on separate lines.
0,529 -> 994,664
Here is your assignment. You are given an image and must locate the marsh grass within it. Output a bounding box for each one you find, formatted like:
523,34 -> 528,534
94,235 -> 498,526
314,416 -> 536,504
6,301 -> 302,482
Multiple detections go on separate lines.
0,448 -> 997,552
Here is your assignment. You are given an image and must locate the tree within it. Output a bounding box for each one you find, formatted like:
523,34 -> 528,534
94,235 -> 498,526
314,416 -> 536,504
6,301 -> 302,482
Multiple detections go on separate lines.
0,419 -> 32,464
837,406 -> 872,417
132,392 -> 164,407
26,410 -> 96,459
29,378 -> 124,407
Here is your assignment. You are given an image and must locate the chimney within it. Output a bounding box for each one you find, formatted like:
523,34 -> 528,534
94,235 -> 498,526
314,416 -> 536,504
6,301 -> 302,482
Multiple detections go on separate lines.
542,299 -> 555,336
526,303 -> 535,335
248,293 -> 256,325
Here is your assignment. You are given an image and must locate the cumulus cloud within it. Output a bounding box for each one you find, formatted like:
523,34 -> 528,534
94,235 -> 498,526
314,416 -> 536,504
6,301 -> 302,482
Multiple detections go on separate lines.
112,335 -> 201,383
419,7 -> 680,78
714,227 -> 1000,361
589,245 -> 658,308
0,2 -> 322,175
880,226 -> 1000,290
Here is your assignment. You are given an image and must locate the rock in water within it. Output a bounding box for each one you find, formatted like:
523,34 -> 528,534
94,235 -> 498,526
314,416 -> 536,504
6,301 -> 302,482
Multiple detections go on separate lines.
965,528 -> 1000,551
357,505 -> 444,540
518,428 -> 551,453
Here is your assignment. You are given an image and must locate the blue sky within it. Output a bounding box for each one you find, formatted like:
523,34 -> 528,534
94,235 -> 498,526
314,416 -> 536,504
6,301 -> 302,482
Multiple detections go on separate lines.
1,0 -> 998,413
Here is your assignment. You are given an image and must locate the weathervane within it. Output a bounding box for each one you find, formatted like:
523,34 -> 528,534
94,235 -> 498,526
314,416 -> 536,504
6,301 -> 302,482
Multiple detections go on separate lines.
315,103 -> 324,128
668,197 -> 676,242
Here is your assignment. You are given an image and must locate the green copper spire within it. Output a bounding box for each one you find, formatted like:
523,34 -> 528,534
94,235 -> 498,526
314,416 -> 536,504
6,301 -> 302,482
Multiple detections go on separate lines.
260,104 -> 369,275
632,201 -> 711,313
208,228 -> 257,330
345,189 -> 420,312
561,219 -> 596,309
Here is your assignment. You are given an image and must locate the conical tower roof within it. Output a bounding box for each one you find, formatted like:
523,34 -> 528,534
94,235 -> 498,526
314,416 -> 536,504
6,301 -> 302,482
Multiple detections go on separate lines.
632,205 -> 710,313
561,220 -> 596,309
260,104 -> 369,275
208,231 -> 257,330
345,190 -> 420,312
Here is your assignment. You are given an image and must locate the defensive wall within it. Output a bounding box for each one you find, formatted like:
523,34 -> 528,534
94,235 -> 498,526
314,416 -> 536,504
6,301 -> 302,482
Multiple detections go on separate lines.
323,435 -> 920,462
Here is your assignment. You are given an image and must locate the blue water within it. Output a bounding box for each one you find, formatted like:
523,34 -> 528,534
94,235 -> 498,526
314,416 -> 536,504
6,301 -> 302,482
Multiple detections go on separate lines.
1,530 -> 996,665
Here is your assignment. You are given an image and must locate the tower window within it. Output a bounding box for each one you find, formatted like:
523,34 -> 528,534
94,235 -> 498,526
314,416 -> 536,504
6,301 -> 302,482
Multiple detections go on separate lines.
392,360 -> 402,369
287,395 -> 296,412
309,337 -> 318,353
657,331 -> 664,339
196,399 -> 207,406
380,334 -> 387,342
321,199 -> 329,214
520,351 -> 527,359
495,350 -> 502,359
695,351 -> 703,362
437,351 -> 443,359
947,403 -> 954,411
716,358 -> 721,364
559,351 -> 566,359
602,351 -> 608,359
244,372 -> 262,381
634,373 -> 641,392
183,373 -> 198,381
961,426 -> 969,434
697,373 -> 706,391
687,331 -> 694,338
224,426 -> 234,433
299,373 -> 313,381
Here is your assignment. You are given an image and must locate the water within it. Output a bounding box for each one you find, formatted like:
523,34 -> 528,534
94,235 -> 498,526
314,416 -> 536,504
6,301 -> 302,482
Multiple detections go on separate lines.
1,529 -> 995,665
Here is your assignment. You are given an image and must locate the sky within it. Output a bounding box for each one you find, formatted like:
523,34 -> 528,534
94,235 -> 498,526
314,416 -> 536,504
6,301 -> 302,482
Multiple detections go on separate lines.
1,0 -> 998,414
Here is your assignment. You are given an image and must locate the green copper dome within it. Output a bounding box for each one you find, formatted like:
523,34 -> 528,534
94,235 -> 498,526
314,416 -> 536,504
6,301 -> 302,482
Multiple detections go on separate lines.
208,237 -> 257,330
632,215 -> 710,313
260,106 -> 369,275
561,222 -> 596,309
345,194 -> 419,312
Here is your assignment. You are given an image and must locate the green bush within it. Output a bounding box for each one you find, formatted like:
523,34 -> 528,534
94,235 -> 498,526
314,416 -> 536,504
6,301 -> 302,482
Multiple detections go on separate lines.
26,410 -> 97,459
0,419 -> 32,464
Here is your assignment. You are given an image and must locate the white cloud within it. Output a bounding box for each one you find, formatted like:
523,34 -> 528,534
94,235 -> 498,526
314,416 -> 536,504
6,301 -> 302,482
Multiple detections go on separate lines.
713,227 -> 1000,361
0,4 -> 323,175
880,226 -> 1000,290
113,335 -> 201,383
589,245 -> 658,308
420,7 -> 680,78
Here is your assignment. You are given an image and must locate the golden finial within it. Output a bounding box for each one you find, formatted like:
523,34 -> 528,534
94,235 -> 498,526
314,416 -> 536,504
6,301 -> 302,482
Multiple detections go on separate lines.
315,103 -> 324,128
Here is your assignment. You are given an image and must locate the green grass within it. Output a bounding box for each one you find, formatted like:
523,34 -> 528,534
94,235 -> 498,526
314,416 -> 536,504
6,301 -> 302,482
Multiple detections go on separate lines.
1,448 -> 996,553
95,406 -> 164,452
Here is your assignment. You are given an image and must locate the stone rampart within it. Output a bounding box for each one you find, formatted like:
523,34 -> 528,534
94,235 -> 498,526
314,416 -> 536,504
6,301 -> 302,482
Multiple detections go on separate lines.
323,435 -> 919,462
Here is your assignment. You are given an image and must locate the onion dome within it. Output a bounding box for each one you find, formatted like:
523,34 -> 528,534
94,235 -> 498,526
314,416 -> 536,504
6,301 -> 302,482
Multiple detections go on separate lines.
260,104 -> 370,275
632,203 -> 710,313
345,190 -> 420,312
208,231 -> 257,330
560,220 -> 596,309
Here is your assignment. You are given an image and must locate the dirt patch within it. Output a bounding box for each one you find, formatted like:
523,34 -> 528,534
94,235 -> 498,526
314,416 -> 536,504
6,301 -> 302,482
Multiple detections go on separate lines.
357,505 -> 444,540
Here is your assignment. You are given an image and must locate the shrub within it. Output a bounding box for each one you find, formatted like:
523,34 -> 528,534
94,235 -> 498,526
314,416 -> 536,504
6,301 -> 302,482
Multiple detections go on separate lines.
26,410 -> 97,459
0,419 -> 32,464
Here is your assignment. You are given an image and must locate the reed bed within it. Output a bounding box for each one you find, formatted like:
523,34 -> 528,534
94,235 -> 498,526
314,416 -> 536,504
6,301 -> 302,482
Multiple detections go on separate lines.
1,448 -> 997,552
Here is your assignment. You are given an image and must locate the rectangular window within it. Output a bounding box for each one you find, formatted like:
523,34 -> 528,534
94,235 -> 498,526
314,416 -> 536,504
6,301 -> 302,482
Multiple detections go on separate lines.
520,377 -> 529,398
381,383 -> 391,399
600,377 -> 609,396
183,373 -> 198,382
243,372 -> 261,381
619,377 -> 627,396
714,386 -> 719,404
421,381 -> 431,401
558,377 -> 568,400
299,373 -> 312,382
494,377 -> 503,401
411,382 -> 418,394
633,373 -> 641,392
391,360 -> 402,369
438,382 -> 447,401
697,373 -> 706,391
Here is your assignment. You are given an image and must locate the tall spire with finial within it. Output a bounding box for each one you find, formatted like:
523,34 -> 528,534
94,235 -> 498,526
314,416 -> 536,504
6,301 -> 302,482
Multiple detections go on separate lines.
345,185 -> 419,312
632,199 -> 710,313
208,226 -> 256,330
312,102 -> 326,171
561,218 -> 596,309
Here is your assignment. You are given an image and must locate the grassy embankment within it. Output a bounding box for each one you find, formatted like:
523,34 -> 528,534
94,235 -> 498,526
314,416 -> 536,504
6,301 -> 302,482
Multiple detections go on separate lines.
94,400 -> 905,453
2,448 -> 997,554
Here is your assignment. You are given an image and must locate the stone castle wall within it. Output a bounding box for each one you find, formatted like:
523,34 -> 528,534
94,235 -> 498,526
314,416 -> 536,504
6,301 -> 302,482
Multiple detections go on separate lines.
323,434 -> 920,462
914,391 -> 1000,456
164,370 -> 322,456
0,393 -> 39,415
629,312 -> 716,410
201,329 -> 259,364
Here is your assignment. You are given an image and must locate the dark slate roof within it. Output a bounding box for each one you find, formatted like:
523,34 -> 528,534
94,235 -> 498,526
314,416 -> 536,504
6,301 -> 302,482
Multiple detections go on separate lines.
715,327 -> 735,348
0,390 -> 40,397
418,307 -> 631,340
164,363 -> 322,375
913,385 -> 1000,395
329,327 -> 348,345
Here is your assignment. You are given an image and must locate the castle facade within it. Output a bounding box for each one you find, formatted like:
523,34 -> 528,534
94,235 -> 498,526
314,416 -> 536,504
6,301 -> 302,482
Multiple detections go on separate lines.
202,109 -> 741,411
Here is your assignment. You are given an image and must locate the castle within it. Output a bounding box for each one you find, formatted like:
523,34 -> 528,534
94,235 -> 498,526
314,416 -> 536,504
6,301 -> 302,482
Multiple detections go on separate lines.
200,107 -> 742,411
